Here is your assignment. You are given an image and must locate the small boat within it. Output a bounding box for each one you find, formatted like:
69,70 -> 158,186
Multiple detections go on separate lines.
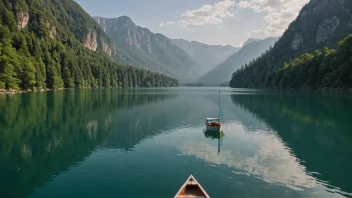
174,175 -> 210,198
205,118 -> 222,132
205,90 -> 223,132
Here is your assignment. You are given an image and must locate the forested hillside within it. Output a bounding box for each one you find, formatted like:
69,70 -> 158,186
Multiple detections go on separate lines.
230,0 -> 352,89
0,0 -> 178,91
231,35 -> 352,89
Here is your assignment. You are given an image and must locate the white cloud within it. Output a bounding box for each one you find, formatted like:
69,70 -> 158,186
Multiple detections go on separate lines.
160,0 -> 235,28
239,0 -> 309,38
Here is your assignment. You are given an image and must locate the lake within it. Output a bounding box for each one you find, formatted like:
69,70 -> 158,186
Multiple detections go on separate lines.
0,88 -> 352,198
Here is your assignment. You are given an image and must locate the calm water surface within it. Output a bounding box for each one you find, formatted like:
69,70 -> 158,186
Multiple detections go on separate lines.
0,88 -> 351,198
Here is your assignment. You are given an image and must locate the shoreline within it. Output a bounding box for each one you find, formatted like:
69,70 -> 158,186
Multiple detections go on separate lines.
0,88 -> 70,95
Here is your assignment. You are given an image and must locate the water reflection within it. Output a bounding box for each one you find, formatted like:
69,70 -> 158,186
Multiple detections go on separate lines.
0,89 -> 176,198
1,88 -> 351,198
203,129 -> 224,154
176,125 -> 318,192
230,91 -> 352,197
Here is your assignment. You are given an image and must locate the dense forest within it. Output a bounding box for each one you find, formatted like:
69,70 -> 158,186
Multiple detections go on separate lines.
0,0 -> 178,92
230,34 -> 352,89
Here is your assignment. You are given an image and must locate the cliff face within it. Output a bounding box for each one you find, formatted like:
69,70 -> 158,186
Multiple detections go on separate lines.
83,30 -> 98,51
13,0 -> 115,56
229,0 -> 352,89
16,11 -> 29,30
82,29 -> 115,56
285,0 -> 352,53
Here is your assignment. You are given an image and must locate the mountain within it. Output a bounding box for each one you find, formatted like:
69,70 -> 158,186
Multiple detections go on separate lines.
230,0 -> 352,89
94,16 -> 201,80
199,37 -> 279,86
242,38 -> 261,47
0,0 -> 178,91
171,39 -> 239,75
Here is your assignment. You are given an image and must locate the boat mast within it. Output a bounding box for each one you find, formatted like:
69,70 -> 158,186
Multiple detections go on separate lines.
218,89 -> 220,122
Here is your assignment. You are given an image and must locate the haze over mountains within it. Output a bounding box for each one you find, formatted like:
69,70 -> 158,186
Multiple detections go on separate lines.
199,37 -> 279,86
95,16 -> 202,80
94,16 -> 242,80
171,39 -> 239,75
94,15 -> 279,84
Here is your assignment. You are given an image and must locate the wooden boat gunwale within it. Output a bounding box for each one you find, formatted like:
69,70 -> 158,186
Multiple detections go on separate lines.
174,175 -> 210,198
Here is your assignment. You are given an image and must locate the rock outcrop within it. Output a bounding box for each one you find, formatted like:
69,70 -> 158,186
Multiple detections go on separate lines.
316,16 -> 340,43
291,34 -> 303,50
101,41 -> 113,56
16,12 -> 29,30
83,30 -> 98,51
82,28 -> 115,56
46,22 -> 56,41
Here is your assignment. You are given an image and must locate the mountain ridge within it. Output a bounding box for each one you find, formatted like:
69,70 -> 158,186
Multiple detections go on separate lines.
94,16 -> 202,80
199,37 -> 279,86
171,38 -> 240,75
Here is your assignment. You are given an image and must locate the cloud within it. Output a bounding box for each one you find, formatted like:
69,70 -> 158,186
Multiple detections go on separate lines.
160,0 -> 235,28
238,0 -> 309,38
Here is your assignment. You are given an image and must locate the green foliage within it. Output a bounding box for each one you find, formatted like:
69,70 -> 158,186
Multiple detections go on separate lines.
0,0 -> 178,91
230,34 -> 352,89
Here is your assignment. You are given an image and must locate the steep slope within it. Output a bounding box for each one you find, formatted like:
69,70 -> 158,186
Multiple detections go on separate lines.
199,37 -> 278,86
0,0 -> 178,91
95,16 -> 201,80
231,34 -> 352,89
171,39 -> 239,75
230,0 -> 352,88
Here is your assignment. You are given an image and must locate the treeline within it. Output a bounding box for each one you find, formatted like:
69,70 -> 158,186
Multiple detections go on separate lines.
0,0 -> 178,91
230,34 -> 352,89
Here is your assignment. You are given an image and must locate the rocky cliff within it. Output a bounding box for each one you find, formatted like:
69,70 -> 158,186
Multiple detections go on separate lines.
13,0 -> 115,56
287,0 -> 352,52
229,0 -> 352,88
82,29 -> 115,56
16,11 -> 29,30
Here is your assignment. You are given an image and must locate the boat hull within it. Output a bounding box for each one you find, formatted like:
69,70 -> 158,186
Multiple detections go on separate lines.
205,125 -> 222,132
175,175 -> 210,198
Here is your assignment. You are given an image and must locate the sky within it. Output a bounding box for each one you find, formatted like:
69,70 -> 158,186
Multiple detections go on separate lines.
75,0 -> 309,47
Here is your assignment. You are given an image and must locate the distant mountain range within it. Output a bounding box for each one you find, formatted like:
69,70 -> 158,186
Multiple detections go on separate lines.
95,16 -> 202,80
95,16 -> 242,80
171,39 -> 239,75
198,37 -> 279,86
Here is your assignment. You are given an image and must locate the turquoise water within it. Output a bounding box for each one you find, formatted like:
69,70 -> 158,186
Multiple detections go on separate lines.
0,88 -> 351,198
